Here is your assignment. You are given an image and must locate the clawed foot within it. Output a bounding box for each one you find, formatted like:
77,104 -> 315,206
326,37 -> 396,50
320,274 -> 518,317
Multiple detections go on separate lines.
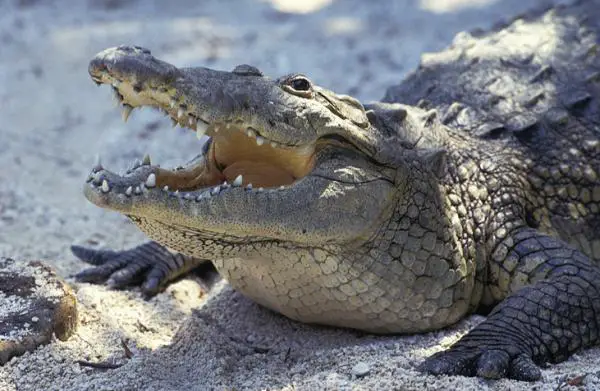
72,241 -> 207,296
418,340 -> 541,381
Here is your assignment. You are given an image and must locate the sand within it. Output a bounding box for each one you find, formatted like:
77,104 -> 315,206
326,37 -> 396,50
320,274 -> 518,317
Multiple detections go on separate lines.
1,0 -> 598,389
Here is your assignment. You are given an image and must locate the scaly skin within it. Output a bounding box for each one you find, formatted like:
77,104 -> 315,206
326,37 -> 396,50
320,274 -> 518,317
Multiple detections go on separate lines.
74,0 -> 600,381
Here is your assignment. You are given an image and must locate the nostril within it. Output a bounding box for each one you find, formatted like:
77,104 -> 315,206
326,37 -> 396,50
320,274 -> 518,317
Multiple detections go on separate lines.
131,45 -> 151,55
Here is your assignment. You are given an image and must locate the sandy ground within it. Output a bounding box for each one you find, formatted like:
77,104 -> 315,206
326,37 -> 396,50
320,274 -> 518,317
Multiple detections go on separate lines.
1,0 -> 599,389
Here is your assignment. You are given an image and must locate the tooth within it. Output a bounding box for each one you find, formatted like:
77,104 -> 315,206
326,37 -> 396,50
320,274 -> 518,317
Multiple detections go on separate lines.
279,185 -> 286,190
163,185 -> 169,191
246,128 -> 256,138
101,180 -> 110,193
177,107 -> 185,118
142,154 -> 151,165
270,141 -> 278,148
121,104 -> 133,122
135,186 -> 142,194
112,80 -> 121,88
211,186 -> 220,195
232,175 -> 243,187
170,99 -> 177,108
256,136 -> 265,146
125,186 -> 133,196
245,183 -> 253,190
145,173 -> 156,188
258,187 -> 264,192
92,172 -> 103,184
171,118 -> 178,128
196,121 -> 208,139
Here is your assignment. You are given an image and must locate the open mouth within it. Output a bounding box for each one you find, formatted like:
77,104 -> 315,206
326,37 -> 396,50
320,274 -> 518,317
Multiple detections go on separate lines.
87,73 -> 316,200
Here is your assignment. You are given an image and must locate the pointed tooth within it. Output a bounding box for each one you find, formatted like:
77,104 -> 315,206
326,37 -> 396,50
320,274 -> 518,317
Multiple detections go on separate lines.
145,173 -> 156,188
256,136 -> 265,146
196,121 -> 208,139
101,180 -> 110,193
189,117 -> 196,126
279,185 -> 285,190
245,183 -> 253,190
246,128 -> 256,138
211,186 -> 221,195
233,175 -> 243,187
170,99 -> 177,108
142,154 -> 151,165
177,107 -> 185,118
92,171 -> 103,185
257,187 -> 264,192
163,185 -> 169,191
125,186 -> 133,196
135,186 -> 142,194
121,104 -> 133,122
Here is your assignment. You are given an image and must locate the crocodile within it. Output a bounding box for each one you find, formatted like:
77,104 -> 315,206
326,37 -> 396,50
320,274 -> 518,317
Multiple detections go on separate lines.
73,0 -> 600,381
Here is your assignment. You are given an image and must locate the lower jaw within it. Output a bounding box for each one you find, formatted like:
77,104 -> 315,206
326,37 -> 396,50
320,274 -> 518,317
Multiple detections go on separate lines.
83,154 -> 306,211
83,130 -> 317,204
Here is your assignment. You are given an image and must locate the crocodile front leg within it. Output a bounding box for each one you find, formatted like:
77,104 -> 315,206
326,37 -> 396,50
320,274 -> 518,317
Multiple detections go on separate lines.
419,227 -> 600,381
72,241 -> 211,296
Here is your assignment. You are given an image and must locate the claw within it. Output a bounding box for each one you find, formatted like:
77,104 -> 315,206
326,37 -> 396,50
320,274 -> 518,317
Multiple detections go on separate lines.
71,245 -> 114,266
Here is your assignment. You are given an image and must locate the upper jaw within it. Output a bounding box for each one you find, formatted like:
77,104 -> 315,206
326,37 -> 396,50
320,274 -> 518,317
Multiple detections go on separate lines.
89,45 -> 312,148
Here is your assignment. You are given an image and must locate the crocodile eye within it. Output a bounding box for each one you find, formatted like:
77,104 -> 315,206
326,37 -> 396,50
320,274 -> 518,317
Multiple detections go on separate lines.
289,76 -> 311,92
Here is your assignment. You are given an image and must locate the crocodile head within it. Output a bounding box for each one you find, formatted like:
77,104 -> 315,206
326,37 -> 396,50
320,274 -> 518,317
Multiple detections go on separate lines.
85,47 -> 453,330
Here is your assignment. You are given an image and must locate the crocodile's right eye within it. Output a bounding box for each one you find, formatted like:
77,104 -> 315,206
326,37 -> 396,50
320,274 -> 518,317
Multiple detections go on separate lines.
282,74 -> 313,98
290,77 -> 311,91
